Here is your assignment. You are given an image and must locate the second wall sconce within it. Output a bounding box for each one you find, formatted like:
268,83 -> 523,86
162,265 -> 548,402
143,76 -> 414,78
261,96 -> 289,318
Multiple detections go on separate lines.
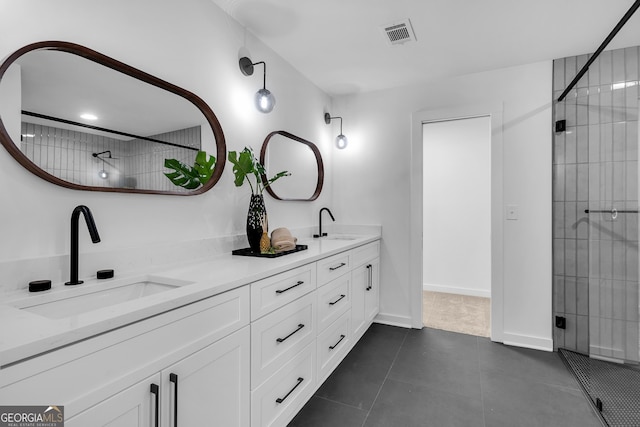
239,56 -> 276,113
324,113 -> 348,149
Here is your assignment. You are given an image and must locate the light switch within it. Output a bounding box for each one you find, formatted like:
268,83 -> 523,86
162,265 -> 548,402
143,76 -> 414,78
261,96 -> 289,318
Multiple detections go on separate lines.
506,204 -> 518,220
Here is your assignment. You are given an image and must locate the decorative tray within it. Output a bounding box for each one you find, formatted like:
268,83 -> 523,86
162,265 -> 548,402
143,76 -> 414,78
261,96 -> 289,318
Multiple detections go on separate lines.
232,244 -> 308,258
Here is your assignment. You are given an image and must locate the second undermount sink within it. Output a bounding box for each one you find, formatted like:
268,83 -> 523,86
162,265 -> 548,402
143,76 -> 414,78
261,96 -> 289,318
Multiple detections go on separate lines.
11,275 -> 193,319
322,235 -> 359,240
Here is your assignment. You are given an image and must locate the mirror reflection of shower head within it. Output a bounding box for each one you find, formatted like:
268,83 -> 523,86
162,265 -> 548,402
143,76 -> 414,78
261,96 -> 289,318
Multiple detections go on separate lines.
92,151 -> 117,179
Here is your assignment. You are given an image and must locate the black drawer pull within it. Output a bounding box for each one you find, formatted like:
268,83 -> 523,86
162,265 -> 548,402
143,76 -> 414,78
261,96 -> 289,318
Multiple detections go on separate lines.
276,324 -> 305,343
329,334 -> 346,350
150,383 -> 159,427
170,373 -> 179,427
276,377 -> 304,404
329,262 -> 346,271
329,294 -> 346,306
366,264 -> 373,291
276,281 -> 304,294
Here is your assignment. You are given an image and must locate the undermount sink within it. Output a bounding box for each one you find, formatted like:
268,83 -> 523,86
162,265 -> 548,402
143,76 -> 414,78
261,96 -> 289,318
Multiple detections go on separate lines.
11,275 -> 192,319
323,235 -> 358,240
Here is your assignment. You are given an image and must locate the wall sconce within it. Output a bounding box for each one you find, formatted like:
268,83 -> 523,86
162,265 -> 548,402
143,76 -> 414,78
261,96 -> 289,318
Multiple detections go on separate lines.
324,113 -> 348,149
239,56 -> 276,113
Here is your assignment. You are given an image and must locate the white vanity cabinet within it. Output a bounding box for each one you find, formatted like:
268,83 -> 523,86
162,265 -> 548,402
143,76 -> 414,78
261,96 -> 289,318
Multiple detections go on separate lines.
250,239 -> 381,426
350,241 -> 381,341
1,286 -> 250,426
0,236 -> 381,427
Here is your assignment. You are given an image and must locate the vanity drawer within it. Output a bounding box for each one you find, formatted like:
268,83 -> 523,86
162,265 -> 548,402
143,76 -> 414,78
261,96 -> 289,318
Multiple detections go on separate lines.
251,292 -> 316,387
352,240 -> 380,267
317,251 -> 351,286
251,341 -> 316,427
316,273 -> 350,332
317,311 -> 351,383
251,263 -> 316,320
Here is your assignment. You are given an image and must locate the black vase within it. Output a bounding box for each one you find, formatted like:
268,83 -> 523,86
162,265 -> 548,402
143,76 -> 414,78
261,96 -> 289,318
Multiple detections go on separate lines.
246,194 -> 267,253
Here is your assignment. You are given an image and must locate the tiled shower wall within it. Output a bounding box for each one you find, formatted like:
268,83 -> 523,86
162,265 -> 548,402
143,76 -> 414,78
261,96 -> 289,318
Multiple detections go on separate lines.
125,126 -> 200,192
20,123 -> 200,192
553,46 -> 640,361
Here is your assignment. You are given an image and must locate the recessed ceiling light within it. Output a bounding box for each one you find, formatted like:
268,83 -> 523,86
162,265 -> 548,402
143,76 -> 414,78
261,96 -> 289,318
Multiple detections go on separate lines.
80,113 -> 98,121
21,133 -> 35,138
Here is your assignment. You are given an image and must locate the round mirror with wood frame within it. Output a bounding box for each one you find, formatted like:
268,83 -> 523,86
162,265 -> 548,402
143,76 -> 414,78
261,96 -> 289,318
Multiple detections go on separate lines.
260,130 -> 324,201
0,41 -> 226,195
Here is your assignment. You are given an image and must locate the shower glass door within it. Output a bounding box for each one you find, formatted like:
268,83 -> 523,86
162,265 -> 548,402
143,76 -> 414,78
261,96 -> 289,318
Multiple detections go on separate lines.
587,88 -> 639,364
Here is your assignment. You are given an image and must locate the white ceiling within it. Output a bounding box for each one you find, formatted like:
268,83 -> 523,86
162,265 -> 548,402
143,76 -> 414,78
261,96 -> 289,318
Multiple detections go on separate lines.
211,0 -> 640,96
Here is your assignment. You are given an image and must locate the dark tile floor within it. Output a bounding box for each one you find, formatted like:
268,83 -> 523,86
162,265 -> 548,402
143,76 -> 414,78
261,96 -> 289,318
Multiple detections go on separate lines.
289,324 -> 603,427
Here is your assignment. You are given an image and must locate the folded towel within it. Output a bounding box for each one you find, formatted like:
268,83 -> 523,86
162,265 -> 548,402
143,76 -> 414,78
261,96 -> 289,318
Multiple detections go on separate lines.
271,227 -> 297,252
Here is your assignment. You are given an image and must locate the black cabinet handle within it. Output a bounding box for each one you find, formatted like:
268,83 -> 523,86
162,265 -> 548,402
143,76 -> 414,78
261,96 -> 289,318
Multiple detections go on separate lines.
329,334 -> 346,350
329,294 -> 346,306
276,377 -> 304,404
170,373 -> 179,427
150,383 -> 159,427
366,264 -> 373,291
276,324 -> 305,343
276,323 -> 304,342
276,281 -> 304,294
329,262 -> 346,271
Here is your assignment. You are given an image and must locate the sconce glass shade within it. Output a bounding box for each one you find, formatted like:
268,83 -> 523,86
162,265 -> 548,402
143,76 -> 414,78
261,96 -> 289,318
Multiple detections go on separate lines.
255,88 -> 275,113
98,169 -> 108,179
335,134 -> 348,149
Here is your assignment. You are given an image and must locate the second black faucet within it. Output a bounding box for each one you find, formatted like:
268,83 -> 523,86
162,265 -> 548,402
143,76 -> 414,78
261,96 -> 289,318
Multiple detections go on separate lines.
314,207 -> 335,238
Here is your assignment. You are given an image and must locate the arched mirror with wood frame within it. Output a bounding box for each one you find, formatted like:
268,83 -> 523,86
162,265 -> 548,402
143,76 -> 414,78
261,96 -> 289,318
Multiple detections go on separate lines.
260,130 -> 324,201
0,41 -> 226,195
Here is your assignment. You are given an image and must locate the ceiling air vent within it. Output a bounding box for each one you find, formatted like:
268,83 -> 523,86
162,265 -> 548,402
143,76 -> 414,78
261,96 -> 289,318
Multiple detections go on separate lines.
381,19 -> 416,46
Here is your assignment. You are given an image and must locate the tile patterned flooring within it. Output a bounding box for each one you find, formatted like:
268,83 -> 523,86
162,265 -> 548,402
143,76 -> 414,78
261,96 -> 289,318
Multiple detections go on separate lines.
422,291 -> 491,337
289,324 -> 602,427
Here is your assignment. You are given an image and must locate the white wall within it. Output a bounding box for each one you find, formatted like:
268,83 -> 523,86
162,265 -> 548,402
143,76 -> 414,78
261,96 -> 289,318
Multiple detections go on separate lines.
423,117 -> 491,298
332,61 -> 553,350
0,0 -> 333,291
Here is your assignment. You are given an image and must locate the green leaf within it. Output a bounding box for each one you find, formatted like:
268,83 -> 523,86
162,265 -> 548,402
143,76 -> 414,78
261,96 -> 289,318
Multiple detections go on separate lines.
228,146 -> 290,194
228,148 -> 256,188
194,150 -> 216,185
164,158 -> 201,189
266,170 -> 291,186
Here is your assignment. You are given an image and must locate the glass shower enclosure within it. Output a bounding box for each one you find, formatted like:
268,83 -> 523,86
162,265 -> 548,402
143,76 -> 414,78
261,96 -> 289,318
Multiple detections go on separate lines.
553,46 -> 640,427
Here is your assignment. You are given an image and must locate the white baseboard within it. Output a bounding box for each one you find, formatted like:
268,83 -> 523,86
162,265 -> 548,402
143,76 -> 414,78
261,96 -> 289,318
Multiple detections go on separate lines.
502,332 -> 553,352
422,283 -> 491,298
374,313 -> 413,329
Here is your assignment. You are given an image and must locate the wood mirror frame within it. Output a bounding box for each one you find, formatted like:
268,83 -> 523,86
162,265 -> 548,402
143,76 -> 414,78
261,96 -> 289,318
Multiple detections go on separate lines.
0,41 -> 226,195
260,130 -> 324,201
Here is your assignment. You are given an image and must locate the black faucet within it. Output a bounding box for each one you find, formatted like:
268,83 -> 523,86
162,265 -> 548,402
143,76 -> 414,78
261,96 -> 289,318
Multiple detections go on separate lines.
314,207 -> 335,238
65,205 -> 101,286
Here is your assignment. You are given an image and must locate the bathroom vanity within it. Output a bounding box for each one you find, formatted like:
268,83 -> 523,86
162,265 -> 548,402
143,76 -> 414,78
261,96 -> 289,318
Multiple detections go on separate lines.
0,234 -> 380,426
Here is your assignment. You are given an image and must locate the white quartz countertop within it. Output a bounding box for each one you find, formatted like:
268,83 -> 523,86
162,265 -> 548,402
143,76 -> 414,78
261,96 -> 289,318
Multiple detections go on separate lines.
0,234 -> 379,368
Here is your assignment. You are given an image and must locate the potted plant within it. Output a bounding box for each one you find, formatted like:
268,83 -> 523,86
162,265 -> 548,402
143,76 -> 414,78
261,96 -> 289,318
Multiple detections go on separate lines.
228,146 -> 289,252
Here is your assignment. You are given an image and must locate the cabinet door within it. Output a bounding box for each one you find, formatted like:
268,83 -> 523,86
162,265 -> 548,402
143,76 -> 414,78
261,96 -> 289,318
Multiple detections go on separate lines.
351,263 -> 367,339
162,326 -> 250,427
351,258 -> 380,340
66,373 -> 161,427
364,258 -> 380,322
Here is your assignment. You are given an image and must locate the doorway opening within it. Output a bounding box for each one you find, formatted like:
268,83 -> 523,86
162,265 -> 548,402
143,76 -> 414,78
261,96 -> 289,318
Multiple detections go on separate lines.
409,103 -> 503,341
422,116 -> 492,337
